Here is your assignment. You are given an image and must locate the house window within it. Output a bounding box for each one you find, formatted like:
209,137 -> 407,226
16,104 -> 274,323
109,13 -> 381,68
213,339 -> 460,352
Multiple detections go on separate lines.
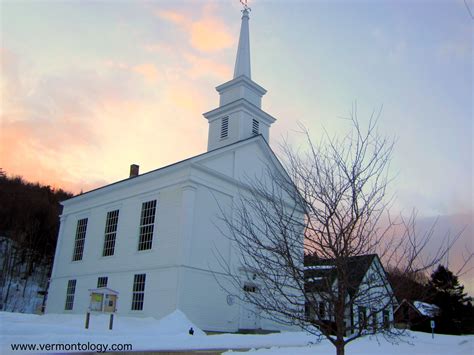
319,302 -> 326,319
138,200 -> 157,251
131,274 -> 146,311
383,310 -> 390,329
64,279 -> 76,310
328,302 -> 334,319
102,210 -> 120,256
350,306 -> 355,332
252,119 -> 259,135
371,310 -> 378,331
220,117 -> 229,139
304,301 -> 311,320
358,306 -> 367,329
97,276 -> 108,288
72,218 -> 88,261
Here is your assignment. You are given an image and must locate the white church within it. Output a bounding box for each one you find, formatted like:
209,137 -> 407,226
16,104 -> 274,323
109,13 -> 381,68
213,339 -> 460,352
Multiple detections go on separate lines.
46,7 -> 302,332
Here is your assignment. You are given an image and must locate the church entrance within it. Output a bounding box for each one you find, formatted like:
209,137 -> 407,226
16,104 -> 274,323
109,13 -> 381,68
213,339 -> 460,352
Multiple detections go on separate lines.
239,283 -> 261,330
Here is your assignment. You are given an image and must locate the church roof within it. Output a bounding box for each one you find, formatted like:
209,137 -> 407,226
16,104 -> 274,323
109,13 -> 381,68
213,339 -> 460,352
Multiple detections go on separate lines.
62,134 -> 283,205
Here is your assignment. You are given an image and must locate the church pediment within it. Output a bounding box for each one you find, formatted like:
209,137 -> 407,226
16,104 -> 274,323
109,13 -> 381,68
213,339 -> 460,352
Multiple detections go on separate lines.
194,135 -> 288,188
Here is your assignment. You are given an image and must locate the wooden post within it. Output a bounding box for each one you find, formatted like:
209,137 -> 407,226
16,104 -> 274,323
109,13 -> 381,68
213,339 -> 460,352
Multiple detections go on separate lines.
109,313 -> 114,330
85,312 -> 90,329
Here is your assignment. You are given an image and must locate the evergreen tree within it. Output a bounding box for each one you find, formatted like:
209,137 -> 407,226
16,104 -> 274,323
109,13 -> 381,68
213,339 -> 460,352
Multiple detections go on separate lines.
429,265 -> 472,334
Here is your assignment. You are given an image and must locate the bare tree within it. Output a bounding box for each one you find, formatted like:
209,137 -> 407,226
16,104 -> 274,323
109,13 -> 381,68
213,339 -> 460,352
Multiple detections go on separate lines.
216,107 -> 466,355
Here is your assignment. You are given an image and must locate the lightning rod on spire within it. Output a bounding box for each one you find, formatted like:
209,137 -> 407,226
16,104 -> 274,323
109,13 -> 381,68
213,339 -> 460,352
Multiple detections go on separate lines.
240,0 -> 251,13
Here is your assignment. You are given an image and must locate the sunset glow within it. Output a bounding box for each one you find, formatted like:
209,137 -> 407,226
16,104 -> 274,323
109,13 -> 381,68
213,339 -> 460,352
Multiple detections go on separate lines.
1,1 -> 472,289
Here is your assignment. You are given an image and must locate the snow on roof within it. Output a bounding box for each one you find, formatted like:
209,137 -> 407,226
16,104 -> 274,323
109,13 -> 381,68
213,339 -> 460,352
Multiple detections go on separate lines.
304,265 -> 335,270
307,277 -> 324,282
413,301 -> 440,317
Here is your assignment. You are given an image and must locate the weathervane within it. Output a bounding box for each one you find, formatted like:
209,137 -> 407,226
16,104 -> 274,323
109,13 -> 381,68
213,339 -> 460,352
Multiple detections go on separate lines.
240,0 -> 251,12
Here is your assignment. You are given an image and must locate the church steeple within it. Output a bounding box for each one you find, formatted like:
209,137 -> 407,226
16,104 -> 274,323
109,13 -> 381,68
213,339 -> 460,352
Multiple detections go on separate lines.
203,6 -> 277,152
233,8 -> 251,79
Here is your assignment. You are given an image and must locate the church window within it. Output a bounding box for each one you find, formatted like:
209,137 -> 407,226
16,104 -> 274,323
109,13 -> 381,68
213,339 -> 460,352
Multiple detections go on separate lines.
131,273 -> 146,310
252,119 -> 259,135
64,279 -> 76,310
72,218 -> 88,261
97,276 -> 108,288
220,117 -> 229,139
138,200 -> 156,251
102,209 -> 119,256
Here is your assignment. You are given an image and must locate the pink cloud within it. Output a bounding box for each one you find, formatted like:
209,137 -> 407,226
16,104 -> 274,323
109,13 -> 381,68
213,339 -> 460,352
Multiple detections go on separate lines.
154,9 -> 187,26
184,53 -> 232,80
190,18 -> 234,52
155,7 -> 234,52
104,61 -> 161,84
1,48 -> 210,194
132,63 -> 161,83
143,42 -> 175,56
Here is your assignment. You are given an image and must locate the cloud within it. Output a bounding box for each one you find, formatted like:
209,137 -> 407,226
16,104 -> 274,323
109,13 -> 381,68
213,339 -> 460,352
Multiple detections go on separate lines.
1,48 -> 210,194
105,61 -> 161,84
143,42 -> 175,56
1,5 -> 238,195
189,18 -> 234,52
1,49 -> 135,192
184,53 -> 232,80
1,116 -> 105,194
0,47 -> 21,97
155,7 -> 234,52
155,9 -> 187,26
132,63 -> 161,83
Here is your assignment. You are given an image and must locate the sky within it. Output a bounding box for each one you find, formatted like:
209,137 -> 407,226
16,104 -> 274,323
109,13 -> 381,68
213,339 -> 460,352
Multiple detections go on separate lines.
1,1 -> 472,286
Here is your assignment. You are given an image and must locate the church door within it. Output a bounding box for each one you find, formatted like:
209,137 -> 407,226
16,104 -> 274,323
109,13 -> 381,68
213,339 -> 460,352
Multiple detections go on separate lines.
239,283 -> 261,329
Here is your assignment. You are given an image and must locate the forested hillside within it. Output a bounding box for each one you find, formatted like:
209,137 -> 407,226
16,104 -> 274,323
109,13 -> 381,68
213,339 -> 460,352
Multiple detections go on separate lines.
0,170 -> 73,312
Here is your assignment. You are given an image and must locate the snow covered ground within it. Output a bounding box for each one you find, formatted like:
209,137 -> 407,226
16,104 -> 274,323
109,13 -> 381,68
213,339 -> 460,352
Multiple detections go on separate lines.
0,310 -> 472,354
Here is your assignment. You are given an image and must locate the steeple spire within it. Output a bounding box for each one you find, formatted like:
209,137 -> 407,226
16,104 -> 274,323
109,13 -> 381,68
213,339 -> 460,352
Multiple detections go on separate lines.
233,7 -> 251,79
203,3 -> 277,152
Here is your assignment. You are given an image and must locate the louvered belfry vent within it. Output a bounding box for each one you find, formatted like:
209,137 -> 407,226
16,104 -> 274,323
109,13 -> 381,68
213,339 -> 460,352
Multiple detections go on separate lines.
221,117 -> 229,139
252,119 -> 259,135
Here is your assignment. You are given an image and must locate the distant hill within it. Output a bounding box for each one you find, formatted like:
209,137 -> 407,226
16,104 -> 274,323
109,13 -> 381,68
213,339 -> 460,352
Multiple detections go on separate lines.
0,172 -> 73,312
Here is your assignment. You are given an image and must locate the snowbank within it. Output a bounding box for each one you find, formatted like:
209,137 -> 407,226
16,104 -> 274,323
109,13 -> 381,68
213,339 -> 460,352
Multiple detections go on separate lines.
1,311 -> 473,354
227,332 -> 474,355
0,309 -> 207,354
146,309 -> 206,336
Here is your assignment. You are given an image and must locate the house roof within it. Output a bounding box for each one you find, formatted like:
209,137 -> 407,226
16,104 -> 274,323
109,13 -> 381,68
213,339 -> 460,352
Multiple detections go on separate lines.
394,299 -> 440,318
304,254 -> 377,297
413,301 -> 440,317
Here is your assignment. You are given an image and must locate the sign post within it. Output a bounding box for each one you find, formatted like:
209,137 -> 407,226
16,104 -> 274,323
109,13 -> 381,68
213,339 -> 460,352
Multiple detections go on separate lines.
85,287 -> 119,330
430,320 -> 435,339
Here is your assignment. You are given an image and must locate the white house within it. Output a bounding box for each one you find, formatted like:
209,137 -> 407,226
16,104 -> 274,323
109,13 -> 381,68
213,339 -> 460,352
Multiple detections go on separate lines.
46,8 -> 302,332
304,254 -> 396,335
